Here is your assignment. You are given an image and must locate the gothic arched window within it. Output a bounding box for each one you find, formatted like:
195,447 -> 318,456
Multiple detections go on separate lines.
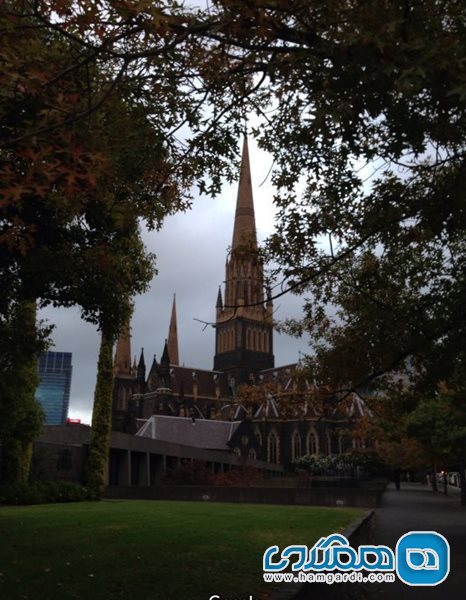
291,430 -> 302,461
118,387 -> 126,411
306,429 -> 319,455
268,430 -> 280,464
254,427 -> 262,447
326,431 -> 333,455
338,433 -> 343,454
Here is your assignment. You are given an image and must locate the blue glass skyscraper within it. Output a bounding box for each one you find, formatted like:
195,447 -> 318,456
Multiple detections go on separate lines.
35,352 -> 72,425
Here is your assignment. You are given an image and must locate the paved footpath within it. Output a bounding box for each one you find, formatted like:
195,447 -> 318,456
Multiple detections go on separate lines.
369,482 -> 466,599
294,482 -> 466,599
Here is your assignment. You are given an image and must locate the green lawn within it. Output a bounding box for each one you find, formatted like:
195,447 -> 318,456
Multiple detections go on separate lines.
0,500 -> 361,600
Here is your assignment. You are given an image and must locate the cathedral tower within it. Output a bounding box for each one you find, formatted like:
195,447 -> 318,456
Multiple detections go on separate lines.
113,320 -> 132,375
112,319 -> 145,431
214,138 -> 274,383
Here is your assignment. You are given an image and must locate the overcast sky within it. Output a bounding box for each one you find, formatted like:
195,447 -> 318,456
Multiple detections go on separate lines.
39,138 -> 309,424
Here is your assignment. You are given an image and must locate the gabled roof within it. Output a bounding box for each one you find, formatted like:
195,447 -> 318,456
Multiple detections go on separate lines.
136,415 -> 241,451
254,394 -> 281,418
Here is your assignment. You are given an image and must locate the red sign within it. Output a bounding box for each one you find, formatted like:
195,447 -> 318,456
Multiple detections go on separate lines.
66,418 -> 81,424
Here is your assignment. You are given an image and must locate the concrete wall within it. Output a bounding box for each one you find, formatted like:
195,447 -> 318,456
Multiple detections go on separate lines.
104,484 -> 383,507
15,425 -> 282,486
29,442 -> 87,483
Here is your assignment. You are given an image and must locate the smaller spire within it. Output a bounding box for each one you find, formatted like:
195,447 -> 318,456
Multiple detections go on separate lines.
160,340 -> 171,388
161,339 -> 170,367
216,286 -> 223,310
137,348 -> 146,380
167,294 -> 179,366
149,354 -> 158,378
138,347 -> 145,367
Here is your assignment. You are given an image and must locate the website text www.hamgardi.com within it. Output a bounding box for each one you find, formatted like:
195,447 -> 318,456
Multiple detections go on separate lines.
263,571 -> 396,584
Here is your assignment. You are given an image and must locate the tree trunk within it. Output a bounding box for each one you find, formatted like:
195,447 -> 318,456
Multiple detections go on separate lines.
85,329 -> 114,496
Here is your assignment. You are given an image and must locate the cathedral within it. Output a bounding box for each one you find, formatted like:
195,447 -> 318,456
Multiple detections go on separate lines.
111,139 -> 366,470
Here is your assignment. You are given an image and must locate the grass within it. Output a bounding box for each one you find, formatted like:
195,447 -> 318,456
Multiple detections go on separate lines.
0,500 -> 362,600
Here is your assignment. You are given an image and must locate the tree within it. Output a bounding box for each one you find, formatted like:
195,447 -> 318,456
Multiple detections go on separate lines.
196,2 -> 466,502
85,329 -> 115,493
2,1 -> 464,488
406,383 -> 466,503
1,1 -> 269,487
197,1 -> 466,394
0,2 -> 198,484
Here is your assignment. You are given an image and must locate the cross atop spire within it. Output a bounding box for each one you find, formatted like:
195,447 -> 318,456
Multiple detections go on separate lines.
167,294 -> 179,366
231,137 -> 257,251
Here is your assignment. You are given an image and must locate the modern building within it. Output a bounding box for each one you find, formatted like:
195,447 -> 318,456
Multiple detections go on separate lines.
35,351 -> 72,425
112,139 -> 367,468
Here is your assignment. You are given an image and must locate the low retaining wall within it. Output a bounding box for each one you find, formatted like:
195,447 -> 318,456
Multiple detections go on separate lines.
105,484 -> 382,507
254,477 -> 387,490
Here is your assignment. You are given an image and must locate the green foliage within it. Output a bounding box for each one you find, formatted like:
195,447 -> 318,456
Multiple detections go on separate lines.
210,1 -> 466,397
0,480 -> 97,505
0,301 -> 45,483
406,384 -> 466,462
0,2 -> 209,489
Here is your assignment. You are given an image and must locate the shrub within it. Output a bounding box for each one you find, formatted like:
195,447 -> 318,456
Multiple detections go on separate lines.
0,480 -> 98,505
293,451 -> 386,476
163,461 -> 264,487
212,466 -> 263,487
164,460 -> 215,485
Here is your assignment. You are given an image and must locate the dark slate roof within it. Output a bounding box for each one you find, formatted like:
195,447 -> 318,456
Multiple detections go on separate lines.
136,415 -> 241,450
148,365 -> 232,398
258,363 -> 302,386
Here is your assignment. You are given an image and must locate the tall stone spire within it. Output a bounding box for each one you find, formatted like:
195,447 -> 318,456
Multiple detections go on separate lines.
114,320 -> 132,375
214,137 -> 274,381
167,294 -> 179,366
223,137 -> 267,315
231,137 -> 257,251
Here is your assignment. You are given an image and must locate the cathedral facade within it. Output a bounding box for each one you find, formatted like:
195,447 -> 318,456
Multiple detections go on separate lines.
112,140 -> 365,470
